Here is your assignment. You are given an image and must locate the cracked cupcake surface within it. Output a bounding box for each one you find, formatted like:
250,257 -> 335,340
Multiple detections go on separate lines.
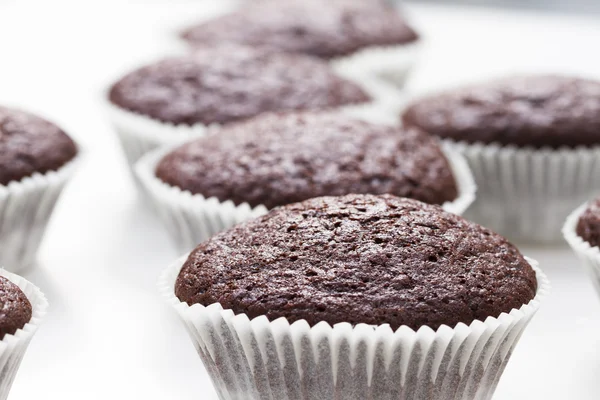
0,276 -> 32,339
175,194 -> 537,331
108,45 -> 370,126
0,106 -> 78,185
156,112 -> 458,209
402,75 -> 600,148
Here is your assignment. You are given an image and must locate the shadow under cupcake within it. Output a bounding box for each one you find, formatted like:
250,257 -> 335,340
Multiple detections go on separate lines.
160,194 -> 548,400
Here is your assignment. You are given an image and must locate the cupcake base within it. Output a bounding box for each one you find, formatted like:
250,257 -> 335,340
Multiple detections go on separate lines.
0,270 -> 48,400
0,157 -> 79,273
160,255 -> 547,400
136,145 -> 476,254
443,140 -> 600,244
105,101 -> 213,169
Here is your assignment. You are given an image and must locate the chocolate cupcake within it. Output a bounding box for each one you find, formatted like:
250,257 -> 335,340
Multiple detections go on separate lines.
136,112 -> 475,251
402,74 -> 600,243
161,194 -> 547,400
564,197 -> 600,298
0,270 -> 48,400
575,199 -> 600,248
106,45 -> 376,167
181,0 -> 421,86
0,106 -> 79,272
0,276 -> 32,340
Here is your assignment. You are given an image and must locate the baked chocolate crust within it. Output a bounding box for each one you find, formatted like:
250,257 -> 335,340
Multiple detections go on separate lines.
402,75 -> 600,148
176,194 -> 537,331
108,47 -> 370,125
0,107 -> 77,185
156,112 -> 458,208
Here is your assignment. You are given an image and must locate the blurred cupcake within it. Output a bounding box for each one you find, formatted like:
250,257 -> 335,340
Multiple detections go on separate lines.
564,197 -> 600,297
180,0 -> 421,86
0,107 -> 79,272
160,194 -> 547,400
402,74 -> 600,243
0,269 -> 48,400
136,111 -> 475,252
106,45 -> 380,168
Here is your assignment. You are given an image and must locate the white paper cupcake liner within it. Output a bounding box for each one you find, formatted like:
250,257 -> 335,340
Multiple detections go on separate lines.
105,101 -> 215,169
160,254 -> 547,400
331,40 -> 422,89
0,157 -> 79,273
136,144 -> 476,254
442,140 -> 600,244
563,203 -> 600,296
0,269 -> 48,400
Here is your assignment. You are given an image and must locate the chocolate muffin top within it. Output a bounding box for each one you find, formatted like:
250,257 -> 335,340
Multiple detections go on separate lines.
181,0 -> 418,59
108,46 -> 370,126
176,194 -> 537,331
156,112 -> 458,209
402,75 -> 600,148
0,276 -> 32,339
0,107 -> 78,185
576,197 -> 600,247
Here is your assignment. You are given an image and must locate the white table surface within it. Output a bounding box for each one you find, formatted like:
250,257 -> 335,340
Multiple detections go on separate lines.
0,1 -> 599,399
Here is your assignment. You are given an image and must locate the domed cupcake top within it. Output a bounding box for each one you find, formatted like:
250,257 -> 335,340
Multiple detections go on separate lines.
181,0 -> 418,59
156,112 -> 458,209
576,197 -> 600,247
402,75 -> 600,148
176,194 -> 537,331
0,106 -> 78,185
108,46 -> 370,126
0,276 -> 32,339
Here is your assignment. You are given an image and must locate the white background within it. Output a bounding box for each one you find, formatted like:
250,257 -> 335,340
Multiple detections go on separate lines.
0,1 -> 600,399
